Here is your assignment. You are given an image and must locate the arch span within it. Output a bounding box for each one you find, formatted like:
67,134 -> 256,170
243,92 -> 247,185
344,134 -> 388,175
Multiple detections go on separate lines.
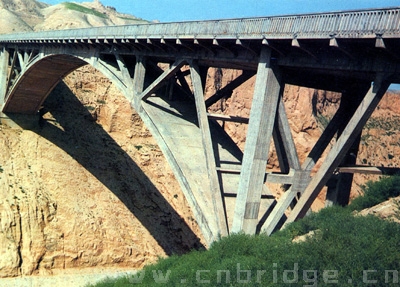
3,51 -> 132,114
4,54 -> 86,114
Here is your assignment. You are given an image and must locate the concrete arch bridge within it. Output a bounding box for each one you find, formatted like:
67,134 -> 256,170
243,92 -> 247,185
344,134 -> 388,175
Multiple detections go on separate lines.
0,7 -> 400,245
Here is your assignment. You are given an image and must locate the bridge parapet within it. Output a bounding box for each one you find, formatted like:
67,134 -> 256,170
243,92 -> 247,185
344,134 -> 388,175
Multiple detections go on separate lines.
0,7 -> 399,43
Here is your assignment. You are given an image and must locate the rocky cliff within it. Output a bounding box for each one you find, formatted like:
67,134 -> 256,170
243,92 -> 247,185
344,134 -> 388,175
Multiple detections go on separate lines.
204,68 -> 400,208
0,0 -> 147,34
0,66 -> 204,277
0,0 -> 203,278
0,0 -> 399,278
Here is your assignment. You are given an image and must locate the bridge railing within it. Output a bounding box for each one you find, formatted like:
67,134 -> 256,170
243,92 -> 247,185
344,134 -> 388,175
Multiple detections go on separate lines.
0,7 -> 399,42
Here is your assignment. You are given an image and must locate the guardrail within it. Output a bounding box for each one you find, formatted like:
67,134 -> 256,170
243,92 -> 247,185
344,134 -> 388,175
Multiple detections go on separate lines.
0,7 -> 399,42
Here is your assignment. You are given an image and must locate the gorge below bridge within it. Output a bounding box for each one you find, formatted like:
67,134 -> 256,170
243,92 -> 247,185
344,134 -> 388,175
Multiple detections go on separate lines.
0,7 -> 400,246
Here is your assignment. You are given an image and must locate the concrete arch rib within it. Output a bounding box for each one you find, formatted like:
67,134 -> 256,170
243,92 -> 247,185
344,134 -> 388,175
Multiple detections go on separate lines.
4,54 -> 86,114
3,53 -> 130,115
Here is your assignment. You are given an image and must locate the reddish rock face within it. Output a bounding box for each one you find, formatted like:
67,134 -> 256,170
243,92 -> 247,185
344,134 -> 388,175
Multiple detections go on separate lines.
205,68 -> 400,207
0,0 -> 399,277
1,60 -> 399,277
0,62 -> 398,278
0,66 -> 204,277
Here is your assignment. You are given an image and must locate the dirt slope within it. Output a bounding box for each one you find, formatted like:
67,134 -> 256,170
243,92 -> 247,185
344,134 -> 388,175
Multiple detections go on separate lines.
0,66 -> 204,277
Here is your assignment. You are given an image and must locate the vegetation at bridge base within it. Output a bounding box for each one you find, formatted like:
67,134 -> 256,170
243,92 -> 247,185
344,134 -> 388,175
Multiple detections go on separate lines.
87,176 -> 400,287
348,174 -> 400,212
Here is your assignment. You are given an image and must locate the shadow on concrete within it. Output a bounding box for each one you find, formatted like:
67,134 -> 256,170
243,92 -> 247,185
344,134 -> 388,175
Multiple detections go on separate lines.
7,81 -> 204,255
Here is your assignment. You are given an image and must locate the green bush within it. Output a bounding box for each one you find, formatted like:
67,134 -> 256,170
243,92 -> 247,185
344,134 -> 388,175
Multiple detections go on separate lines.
88,176 -> 400,287
349,175 -> 400,211
87,206 -> 400,287
63,2 -> 107,19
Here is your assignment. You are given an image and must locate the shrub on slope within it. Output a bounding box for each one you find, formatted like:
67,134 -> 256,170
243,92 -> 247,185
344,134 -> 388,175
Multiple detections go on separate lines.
89,176 -> 400,287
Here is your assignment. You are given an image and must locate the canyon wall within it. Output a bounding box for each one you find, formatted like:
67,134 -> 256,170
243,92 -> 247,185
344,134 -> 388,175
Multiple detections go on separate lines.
0,0 -> 399,278
0,67 -> 204,277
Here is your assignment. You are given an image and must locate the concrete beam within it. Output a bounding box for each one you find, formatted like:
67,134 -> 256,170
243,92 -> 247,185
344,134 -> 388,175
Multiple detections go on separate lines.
0,48 -> 9,107
325,83 -> 371,207
131,56 -> 146,107
232,47 -> 282,234
139,59 -> 187,102
190,60 -> 228,237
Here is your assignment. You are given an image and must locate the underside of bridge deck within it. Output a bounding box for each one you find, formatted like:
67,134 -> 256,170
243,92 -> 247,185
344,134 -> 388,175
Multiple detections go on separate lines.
1,8 -> 400,245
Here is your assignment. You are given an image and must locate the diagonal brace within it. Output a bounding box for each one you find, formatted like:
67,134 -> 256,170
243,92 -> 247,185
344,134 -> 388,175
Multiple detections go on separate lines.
261,96 -> 304,235
139,58 -> 187,102
205,70 -> 255,108
286,74 -> 391,223
190,60 -> 228,237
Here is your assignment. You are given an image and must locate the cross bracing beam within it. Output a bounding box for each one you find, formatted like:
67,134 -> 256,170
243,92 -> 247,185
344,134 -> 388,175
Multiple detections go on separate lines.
139,59 -> 187,102
205,70 -> 255,108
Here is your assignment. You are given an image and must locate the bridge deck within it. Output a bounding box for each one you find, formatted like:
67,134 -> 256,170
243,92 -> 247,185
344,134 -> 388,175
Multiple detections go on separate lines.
0,7 -> 399,42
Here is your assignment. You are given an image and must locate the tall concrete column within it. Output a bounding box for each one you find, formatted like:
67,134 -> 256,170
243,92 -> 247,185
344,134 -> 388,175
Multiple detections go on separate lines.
0,47 -> 9,107
232,46 -> 282,234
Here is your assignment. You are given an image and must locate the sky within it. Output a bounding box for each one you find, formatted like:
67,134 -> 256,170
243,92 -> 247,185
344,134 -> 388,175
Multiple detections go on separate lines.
42,0 -> 400,22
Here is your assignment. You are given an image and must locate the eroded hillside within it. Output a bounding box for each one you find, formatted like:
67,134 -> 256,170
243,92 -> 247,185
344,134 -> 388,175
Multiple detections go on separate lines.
0,0 -> 399,278
0,0 -> 147,34
0,66 -> 204,277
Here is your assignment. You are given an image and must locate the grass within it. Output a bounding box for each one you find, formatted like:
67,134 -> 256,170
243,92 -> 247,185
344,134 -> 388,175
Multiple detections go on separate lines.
364,116 -> 400,132
63,2 -> 108,19
87,176 -> 400,287
117,16 -> 146,22
316,114 -> 331,130
349,175 -> 400,211
85,105 -> 96,111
